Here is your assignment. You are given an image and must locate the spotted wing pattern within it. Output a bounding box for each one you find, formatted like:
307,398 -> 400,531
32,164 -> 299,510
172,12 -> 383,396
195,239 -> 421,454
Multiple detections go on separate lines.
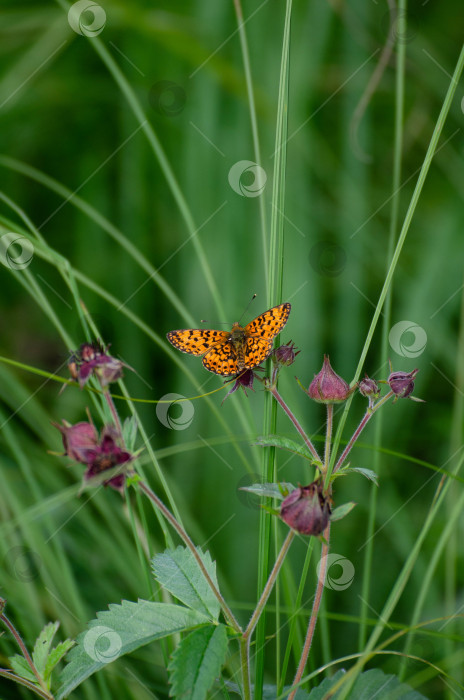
166,329 -> 229,356
243,336 -> 274,368
244,303 -> 291,340
202,342 -> 239,376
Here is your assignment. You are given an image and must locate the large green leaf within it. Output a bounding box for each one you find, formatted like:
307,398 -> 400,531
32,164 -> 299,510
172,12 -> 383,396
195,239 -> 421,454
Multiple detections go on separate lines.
307,669 -> 428,699
152,546 -> 220,620
168,624 -> 228,700
253,435 -> 315,462
56,600 -> 209,699
240,482 -> 296,501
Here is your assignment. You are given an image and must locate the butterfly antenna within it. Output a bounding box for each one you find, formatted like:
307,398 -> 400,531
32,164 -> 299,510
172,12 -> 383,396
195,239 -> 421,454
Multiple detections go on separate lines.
238,294 -> 257,325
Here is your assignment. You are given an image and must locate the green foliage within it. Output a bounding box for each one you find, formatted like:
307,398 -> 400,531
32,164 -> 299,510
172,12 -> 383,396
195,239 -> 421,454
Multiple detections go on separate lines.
253,435 -> 314,462
168,625 -> 229,700
239,482 -> 296,501
56,600 -> 210,698
9,621 -> 73,691
330,502 -> 357,522
334,466 -> 379,486
306,669 -> 428,699
152,546 -> 221,621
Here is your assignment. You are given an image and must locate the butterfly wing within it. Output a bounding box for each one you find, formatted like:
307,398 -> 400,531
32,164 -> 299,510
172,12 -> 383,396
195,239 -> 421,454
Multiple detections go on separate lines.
245,303 -> 291,340
202,342 -> 239,376
243,336 -> 274,369
166,329 -> 229,356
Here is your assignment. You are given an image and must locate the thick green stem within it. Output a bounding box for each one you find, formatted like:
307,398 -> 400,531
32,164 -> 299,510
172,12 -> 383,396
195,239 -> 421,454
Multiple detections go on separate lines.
239,638 -> 252,700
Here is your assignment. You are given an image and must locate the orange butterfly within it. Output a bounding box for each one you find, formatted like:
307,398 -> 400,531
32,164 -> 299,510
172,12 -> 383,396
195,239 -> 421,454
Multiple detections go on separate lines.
167,303 -> 291,376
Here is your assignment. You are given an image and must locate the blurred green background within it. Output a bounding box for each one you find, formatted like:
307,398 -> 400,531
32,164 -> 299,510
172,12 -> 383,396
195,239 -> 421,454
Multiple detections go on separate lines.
0,1 -> 463,698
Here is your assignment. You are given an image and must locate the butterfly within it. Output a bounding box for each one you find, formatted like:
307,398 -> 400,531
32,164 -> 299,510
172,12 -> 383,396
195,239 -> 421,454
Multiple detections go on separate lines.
166,303 -> 291,376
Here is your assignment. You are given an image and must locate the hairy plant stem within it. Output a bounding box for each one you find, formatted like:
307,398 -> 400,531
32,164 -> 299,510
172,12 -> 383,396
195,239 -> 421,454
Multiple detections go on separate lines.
103,388 -> 123,436
288,522 -> 331,699
0,670 -> 53,700
0,610 -> 52,698
137,480 -> 242,634
331,391 -> 394,477
324,404 -> 333,474
239,638 -> 252,700
268,385 -> 321,462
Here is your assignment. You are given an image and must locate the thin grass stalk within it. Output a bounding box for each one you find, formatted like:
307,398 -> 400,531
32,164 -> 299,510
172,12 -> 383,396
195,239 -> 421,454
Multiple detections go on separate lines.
358,0 -> 407,651
255,3 -> 293,694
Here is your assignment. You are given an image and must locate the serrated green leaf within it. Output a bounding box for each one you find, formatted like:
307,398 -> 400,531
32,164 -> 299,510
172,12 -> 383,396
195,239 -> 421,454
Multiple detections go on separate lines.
307,668 -> 428,699
44,639 -> 75,683
32,621 -> 59,677
56,600 -> 208,699
239,482 -> 296,501
253,435 -> 313,461
9,654 -> 38,684
168,625 -> 228,700
152,547 -> 220,620
330,502 -> 357,522
338,467 -> 379,485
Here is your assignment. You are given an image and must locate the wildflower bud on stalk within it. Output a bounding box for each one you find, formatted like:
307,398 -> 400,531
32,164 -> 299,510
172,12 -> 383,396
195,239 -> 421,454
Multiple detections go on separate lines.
273,341 -> 300,367
68,341 -> 125,389
307,355 -> 352,403
280,481 -> 331,536
358,376 -> 380,405
222,368 -> 256,403
388,368 -> 421,400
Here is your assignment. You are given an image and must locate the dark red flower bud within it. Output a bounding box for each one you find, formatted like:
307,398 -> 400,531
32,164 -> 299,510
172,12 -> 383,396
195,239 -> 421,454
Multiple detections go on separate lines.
308,355 -> 352,403
273,341 -> 300,367
388,368 -> 419,399
280,481 -> 331,536
358,376 -> 380,399
54,421 -> 98,463
222,368 -> 257,404
69,342 -> 125,389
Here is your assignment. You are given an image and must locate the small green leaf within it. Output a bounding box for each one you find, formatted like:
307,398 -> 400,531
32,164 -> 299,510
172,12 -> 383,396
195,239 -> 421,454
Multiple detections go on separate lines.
239,482 -> 296,501
168,625 -> 228,700
337,466 -> 379,485
32,621 -> 59,677
253,435 -> 313,461
127,473 -> 142,487
152,547 -> 220,620
330,502 -> 357,522
56,600 -> 209,699
122,415 -> 138,450
9,654 -> 38,684
44,639 -> 75,683
307,668 -> 429,699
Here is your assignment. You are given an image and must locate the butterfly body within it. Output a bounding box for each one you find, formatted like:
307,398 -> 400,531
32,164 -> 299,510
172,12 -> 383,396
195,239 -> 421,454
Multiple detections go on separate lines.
167,303 -> 291,377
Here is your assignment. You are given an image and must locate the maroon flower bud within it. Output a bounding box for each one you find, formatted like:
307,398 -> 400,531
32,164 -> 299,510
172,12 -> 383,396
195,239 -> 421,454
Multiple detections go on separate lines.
280,481 -> 331,536
222,368 -> 257,404
388,368 -> 421,400
307,355 -> 352,403
358,376 -> 380,399
273,341 -> 300,366
54,420 -> 98,463
54,421 -> 133,492
69,342 -> 125,389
